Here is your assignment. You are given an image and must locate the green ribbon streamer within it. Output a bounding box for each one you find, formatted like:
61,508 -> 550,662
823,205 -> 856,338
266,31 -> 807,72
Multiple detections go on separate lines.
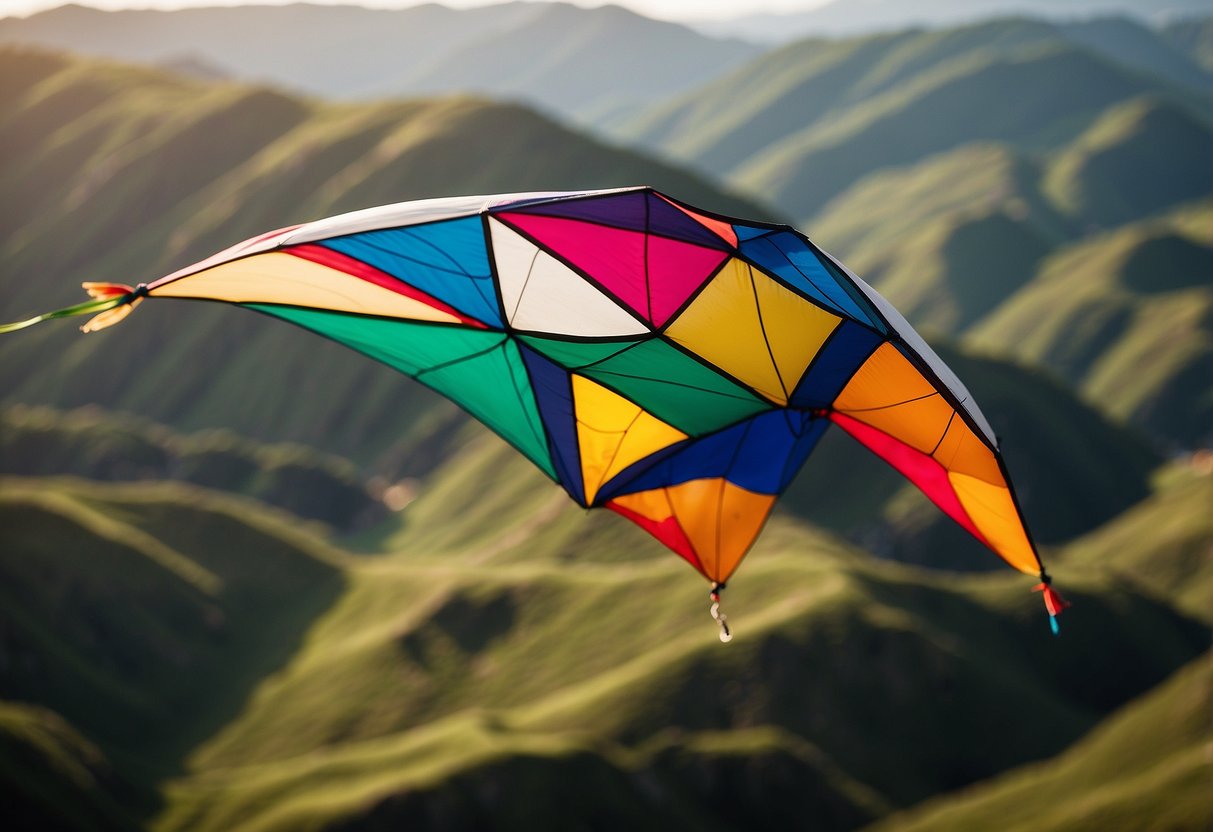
0,295 -> 127,334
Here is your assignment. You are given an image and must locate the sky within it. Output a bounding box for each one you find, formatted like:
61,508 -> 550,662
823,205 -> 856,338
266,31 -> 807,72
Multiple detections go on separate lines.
0,0 -> 833,22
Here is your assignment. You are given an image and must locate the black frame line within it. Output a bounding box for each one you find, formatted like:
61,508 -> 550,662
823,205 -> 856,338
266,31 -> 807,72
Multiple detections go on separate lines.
746,260 -> 792,401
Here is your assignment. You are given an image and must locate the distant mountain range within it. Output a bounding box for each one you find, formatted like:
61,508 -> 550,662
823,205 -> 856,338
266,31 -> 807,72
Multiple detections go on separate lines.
0,2 -> 761,121
697,0 -> 1213,43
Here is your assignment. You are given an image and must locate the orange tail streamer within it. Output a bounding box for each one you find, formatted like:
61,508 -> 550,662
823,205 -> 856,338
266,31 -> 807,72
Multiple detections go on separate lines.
1033,579 -> 1070,636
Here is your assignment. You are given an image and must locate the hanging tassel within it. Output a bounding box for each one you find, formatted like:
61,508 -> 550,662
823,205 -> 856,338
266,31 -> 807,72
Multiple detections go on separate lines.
1033,577 -> 1070,636
0,283 -> 146,334
709,582 -> 733,643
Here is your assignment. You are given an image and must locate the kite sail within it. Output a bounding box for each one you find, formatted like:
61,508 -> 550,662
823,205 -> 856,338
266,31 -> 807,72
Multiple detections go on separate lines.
3,187 -> 1066,637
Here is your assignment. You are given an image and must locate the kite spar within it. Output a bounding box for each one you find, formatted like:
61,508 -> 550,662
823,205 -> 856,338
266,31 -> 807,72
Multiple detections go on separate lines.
3,187 -> 1068,639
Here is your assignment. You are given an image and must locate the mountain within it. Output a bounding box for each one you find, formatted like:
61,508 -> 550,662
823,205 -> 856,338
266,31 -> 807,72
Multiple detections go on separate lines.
1163,15 -> 1213,70
619,17 -> 1211,225
2,433 -> 1207,829
968,202 -> 1213,447
870,649 -> 1213,832
0,405 -> 383,531
0,2 -> 760,122
1043,95 -> 1213,227
699,1 -> 1213,43
0,46 -> 772,472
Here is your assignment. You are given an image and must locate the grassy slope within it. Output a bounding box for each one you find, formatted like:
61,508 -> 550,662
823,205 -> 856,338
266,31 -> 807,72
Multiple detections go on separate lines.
1043,95 -> 1213,228
868,650 -> 1213,832
138,434 -> 1204,831
0,478 -> 348,774
619,19 -> 1071,175
0,47 -> 773,470
968,202 -> 1213,447
0,701 -> 137,832
0,438 -> 1206,830
735,44 -> 1167,223
1060,463 -> 1213,625
0,405 -> 381,531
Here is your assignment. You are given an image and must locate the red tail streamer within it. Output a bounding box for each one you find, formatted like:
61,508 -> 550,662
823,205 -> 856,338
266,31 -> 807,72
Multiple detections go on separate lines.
1033,581 -> 1070,635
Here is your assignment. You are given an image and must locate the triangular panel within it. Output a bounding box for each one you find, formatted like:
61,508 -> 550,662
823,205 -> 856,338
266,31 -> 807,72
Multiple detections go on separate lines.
666,259 -> 841,404
571,374 -> 687,504
320,216 -> 503,327
488,218 -> 648,336
247,304 -> 554,479
497,212 -> 727,327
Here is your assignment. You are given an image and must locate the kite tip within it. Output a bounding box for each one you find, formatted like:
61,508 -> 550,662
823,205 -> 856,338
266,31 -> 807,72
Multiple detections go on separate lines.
1033,573 -> 1070,637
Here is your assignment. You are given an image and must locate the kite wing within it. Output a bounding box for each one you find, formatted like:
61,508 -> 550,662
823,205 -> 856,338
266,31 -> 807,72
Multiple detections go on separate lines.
4,186 -> 1064,629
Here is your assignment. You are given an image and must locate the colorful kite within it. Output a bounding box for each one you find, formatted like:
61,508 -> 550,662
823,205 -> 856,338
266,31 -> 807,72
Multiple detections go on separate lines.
4,187 -> 1067,638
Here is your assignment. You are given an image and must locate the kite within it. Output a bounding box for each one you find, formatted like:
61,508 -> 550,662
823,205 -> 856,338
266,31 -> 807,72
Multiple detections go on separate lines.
3,187 -> 1068,639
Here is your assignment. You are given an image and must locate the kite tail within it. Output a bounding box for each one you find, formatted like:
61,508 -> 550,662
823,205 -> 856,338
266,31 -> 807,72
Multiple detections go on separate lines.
0,283 -> 147,334
709,582 -> 733,643
1033,574 -> 1070,636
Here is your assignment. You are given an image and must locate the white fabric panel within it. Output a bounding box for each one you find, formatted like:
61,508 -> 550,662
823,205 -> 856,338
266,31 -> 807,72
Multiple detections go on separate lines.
150,187 -> 647,290
820,249 -> 999,448
488,218 -> 648,337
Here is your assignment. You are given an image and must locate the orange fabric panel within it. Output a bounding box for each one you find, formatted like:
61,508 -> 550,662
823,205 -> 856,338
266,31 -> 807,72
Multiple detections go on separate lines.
665,478 -> 775,583
933,416 -> 1003,484
949,472 -> 1039,574
834,342 -> 954,453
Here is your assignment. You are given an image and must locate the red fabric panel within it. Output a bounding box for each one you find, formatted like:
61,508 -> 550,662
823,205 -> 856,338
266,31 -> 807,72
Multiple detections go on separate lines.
285,244 -> 485,328
832,412 -> 989,546
607,499 -> 705,576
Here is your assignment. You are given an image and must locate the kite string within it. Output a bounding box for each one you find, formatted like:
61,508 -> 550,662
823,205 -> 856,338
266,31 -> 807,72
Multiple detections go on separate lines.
709,582 -> 733,643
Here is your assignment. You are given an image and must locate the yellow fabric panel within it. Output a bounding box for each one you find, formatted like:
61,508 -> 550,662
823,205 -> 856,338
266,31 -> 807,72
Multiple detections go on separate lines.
666,478 -> 775,583
933,417 -> 1004,484
752,270 -> 841,396
665,258 -> 787,403
949,472 -> 1039,574
572,374 -> 687,504
151,252 -> 463,324
834,342 -> 954,453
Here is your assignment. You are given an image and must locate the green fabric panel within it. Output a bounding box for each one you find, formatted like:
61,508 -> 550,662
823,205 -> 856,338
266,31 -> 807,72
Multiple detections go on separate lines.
587,338 -> 772,436
517,335 -> 640,370
249,305 -> 556,479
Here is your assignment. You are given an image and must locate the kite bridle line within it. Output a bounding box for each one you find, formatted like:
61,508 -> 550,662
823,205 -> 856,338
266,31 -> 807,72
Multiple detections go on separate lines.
709,582 -> 732,643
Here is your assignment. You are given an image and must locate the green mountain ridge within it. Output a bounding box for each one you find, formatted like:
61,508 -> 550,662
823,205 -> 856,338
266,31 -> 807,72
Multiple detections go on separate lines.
968,202 -> 1213,447
868,648 -> 1213,832
0,2 -> 761,122
0,405 -> 382,531
1,431 -> 1207,829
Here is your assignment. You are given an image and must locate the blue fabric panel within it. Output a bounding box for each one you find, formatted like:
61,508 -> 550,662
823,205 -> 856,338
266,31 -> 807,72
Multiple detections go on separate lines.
518,343 -> 585,504
733,224 -> 771,242
790,323 -> 885,409
321,216 -> 502,327
741,232 -> 884,331
599,410 -> 828,498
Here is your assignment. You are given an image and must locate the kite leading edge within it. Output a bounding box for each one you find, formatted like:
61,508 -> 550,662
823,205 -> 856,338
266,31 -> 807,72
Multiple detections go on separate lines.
2,187 -> 1068,638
